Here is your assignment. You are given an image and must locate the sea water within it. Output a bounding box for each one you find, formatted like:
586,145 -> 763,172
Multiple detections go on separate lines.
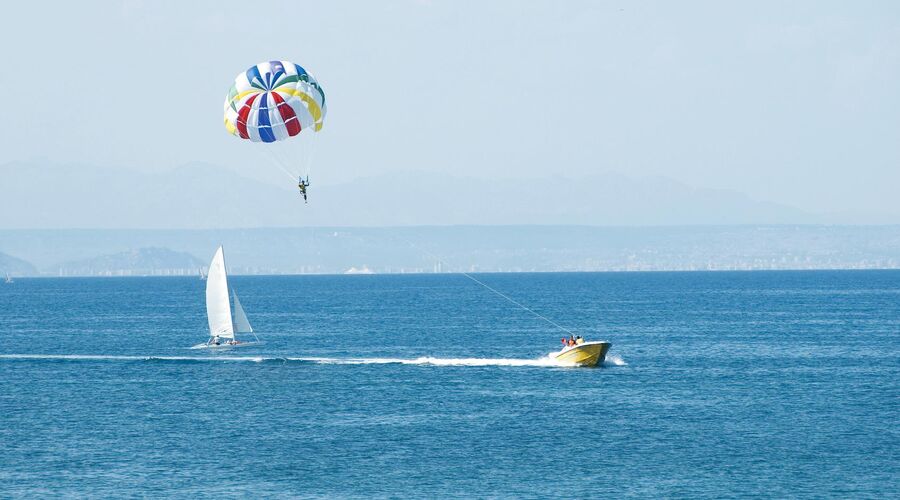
1,271 -> 897,498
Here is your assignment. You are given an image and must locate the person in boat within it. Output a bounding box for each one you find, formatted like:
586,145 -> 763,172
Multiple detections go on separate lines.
298,176 -> 310,202
576,336 -> 584,345
212,335 -> 221,346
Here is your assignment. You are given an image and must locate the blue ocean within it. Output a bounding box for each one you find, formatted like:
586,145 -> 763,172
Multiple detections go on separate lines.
1,271 -> 897,498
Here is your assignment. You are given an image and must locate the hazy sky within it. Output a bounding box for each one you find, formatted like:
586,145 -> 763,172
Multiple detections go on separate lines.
1,1 -> 898,218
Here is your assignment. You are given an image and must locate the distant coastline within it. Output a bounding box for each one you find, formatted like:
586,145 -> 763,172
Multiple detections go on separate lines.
3,224 -> 900,277
10,268 -> 900,281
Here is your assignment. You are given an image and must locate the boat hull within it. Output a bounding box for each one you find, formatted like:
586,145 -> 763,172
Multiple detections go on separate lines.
553,341 -> 611,367
190,341 -> 264,350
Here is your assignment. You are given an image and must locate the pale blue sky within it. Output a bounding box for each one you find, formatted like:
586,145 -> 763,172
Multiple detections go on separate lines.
1,0 -> 897,219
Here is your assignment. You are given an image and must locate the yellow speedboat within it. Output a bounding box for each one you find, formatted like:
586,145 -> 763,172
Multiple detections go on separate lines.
553,341 -> 611,367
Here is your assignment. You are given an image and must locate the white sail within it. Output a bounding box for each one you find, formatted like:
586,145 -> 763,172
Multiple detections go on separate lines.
232,290 -> 253,333
206,246 -> 234,339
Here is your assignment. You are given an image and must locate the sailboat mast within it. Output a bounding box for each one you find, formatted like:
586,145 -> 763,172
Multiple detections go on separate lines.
220,245 -> 227,280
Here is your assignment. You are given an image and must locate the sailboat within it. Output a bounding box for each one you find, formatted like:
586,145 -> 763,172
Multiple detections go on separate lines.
198,267 -> 206,281
4,272 -> 12,284
192,246 -> 260,349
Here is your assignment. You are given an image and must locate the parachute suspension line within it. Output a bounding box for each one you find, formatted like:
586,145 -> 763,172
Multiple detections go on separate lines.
259,145 -> 299,182
304,131 -> 320,179
273,161 -> 298,183
256,133 -> 317,184
403,239 -> 579,337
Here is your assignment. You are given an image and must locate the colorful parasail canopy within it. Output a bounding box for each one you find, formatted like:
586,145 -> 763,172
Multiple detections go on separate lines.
223,60 -> 326,143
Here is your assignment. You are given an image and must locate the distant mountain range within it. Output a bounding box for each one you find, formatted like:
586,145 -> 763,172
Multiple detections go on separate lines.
3,160 -> 898,276
0,251 -> 37,276
55,247 -> 203,277
3,225 -> 900,276
0,160 -> 826,228
316,171 -> 820,226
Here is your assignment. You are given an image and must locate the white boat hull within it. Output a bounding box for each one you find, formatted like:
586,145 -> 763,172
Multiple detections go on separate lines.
190,341 -> 264,350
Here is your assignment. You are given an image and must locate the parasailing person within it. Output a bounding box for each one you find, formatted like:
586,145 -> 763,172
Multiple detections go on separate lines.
223,59 -> 326,204
298,176 -> 310,202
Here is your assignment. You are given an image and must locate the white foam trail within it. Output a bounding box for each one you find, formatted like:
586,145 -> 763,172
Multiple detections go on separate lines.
0,353 -> 625,368
604,354 -> 628,366
0,354 -> 265,362
298,355 -> 572,367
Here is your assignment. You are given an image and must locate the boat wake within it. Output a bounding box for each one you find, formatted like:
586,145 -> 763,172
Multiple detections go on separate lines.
0,354 -> 269,363
303,355 -> 565,367
605,354 -> 628,366
0,353 -> 626,368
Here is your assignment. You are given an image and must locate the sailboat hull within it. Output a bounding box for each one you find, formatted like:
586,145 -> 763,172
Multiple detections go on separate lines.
190,341 -> 264,350
553,341 -> 611,367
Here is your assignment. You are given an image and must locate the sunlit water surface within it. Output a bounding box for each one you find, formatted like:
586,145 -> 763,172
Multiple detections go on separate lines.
1,271 -> 897,497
